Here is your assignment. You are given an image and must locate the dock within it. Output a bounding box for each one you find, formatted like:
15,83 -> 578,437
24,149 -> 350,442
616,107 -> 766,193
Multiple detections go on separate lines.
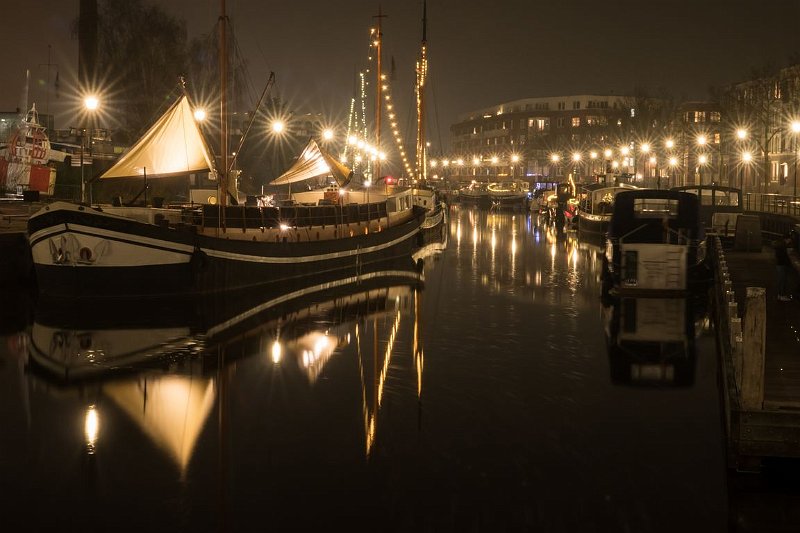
711,232 -> 800,471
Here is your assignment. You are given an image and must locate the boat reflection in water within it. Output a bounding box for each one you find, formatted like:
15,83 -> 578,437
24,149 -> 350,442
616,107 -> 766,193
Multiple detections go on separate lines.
25,256 -> 427,475
603,296 -> 705,387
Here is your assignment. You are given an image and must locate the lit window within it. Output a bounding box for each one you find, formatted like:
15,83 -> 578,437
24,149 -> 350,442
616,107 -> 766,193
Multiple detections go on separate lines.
572,117 -> 581,127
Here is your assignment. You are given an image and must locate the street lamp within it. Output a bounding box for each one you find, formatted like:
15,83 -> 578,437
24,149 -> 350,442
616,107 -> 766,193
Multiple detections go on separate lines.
511,153 -> 520,180
571,152 -> 581,180
668,156 -> 678,188
741,151 -> 753,191
640,143 -> 651,185
81,95 -> 100,204
698,153 -> 708,185
550,153 -> 560,179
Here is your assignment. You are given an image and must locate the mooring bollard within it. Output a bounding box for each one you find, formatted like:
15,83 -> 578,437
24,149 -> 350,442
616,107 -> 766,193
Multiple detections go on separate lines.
728,300 -> 738,322
730,316 -> 742,345
741,287 -> 766,410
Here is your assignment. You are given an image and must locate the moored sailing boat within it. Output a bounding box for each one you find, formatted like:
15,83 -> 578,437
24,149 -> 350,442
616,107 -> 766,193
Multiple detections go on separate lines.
27,4 -> 425,299
411,0 -> 448,247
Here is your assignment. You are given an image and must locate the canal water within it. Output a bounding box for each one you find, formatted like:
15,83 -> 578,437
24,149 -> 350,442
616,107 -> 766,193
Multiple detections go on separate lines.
0,205 -> 795,531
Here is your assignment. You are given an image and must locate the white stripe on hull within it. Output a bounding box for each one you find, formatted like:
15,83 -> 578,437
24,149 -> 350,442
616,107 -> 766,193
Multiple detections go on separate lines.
30,210 -> 420,269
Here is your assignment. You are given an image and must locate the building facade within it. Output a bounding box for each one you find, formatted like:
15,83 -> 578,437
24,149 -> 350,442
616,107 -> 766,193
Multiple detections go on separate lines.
721,64 -> 800,195
448,94 -> 637,183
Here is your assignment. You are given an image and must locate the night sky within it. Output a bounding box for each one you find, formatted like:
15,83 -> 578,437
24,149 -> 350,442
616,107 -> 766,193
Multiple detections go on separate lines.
3,0 -> 799,150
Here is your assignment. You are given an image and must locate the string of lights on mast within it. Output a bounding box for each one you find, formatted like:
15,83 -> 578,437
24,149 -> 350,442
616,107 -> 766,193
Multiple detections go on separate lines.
341,25 -> 415,181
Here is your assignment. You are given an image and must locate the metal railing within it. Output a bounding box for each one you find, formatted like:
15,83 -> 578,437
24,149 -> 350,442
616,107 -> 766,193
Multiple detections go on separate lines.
743,193 -> 800,217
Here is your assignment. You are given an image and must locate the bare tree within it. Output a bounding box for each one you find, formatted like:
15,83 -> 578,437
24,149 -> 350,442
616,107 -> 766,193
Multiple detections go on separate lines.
719,63 -> 793,193
92,0 -> 190,142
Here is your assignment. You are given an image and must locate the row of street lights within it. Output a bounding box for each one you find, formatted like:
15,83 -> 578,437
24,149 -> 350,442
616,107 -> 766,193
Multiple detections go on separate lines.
432,120 -> 800,193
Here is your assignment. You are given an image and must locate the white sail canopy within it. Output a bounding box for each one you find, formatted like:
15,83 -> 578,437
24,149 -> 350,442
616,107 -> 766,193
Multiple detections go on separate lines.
271,138 -> 352,186
101,96 -> 215,179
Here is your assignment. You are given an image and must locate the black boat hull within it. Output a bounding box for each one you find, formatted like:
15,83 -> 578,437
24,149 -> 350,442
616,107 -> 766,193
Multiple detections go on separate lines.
29,202 -> 425,298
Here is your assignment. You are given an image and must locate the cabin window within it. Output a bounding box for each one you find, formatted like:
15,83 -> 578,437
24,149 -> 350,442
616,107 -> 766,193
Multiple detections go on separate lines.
633,198 -> 679,218
716,191 -> 739,207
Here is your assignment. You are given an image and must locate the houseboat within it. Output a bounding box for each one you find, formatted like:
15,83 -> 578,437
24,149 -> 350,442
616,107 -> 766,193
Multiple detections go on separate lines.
602,189 -> 707,297
577,183 -> 638,239
487,180 -> 528,210
458,181 -> 491,208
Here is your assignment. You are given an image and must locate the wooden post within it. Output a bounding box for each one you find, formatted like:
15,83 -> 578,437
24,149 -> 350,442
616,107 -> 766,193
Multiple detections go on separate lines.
731,316 -> 743,387
741,287 -> 766,410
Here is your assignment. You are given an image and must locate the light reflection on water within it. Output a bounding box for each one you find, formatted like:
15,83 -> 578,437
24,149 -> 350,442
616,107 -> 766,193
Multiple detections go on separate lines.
0,205 -> 788,530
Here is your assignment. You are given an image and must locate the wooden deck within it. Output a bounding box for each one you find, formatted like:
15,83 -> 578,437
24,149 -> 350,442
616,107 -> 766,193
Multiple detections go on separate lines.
712,236 -> 800,471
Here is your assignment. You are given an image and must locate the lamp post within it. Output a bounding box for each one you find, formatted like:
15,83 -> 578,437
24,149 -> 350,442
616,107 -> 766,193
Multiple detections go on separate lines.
81,95 -> 99,204
550,153 -> 560,180
270,119 -> 289,199
791,121 -> 800,202
603,148 -> 613,183
735,128 -> 748,192
665,138 -> 676,186
698,153 -> 708,185
620,145 -> 630,176
640,143 -> 651,186
742,151 -> 752,191
511,153 -> 520,180
668,157 -> 678,189
589,151 -> 598,180
696,134 -> 707,185
571,152 -> 581,181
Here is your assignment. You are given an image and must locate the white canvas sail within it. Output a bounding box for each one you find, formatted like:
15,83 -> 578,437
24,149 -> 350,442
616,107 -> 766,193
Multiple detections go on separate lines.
271,138 -> 352,186
100,96 -> 215,179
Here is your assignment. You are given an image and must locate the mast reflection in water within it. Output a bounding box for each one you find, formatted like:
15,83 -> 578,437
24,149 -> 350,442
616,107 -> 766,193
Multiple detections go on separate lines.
0,205 -> 758,531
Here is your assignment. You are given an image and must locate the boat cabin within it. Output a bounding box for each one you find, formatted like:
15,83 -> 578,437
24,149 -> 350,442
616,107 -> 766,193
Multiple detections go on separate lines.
670,185 -> 742,235
604,190 -> 703,294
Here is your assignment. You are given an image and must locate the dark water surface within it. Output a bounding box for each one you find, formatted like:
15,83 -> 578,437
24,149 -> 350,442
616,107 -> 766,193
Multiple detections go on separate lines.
1,206 -> 797,532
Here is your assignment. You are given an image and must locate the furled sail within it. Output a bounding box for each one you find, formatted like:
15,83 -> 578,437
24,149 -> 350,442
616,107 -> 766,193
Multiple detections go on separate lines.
271,138 -> 352,186
100,96 -> 215,179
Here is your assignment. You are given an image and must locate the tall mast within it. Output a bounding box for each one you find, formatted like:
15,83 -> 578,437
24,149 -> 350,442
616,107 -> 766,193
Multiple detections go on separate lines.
415,0 -> 428,183
373,7 -> 386,182
219,0 -> 229,209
